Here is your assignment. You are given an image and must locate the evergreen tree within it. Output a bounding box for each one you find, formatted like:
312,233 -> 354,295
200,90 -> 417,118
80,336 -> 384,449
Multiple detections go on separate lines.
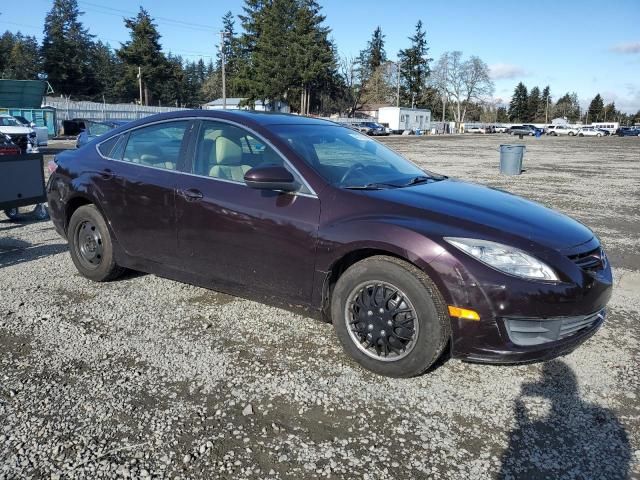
398,20 -> 431,107
0,32 -> 41,80
508,82 -> 528,122
90,41 -> 122,102
196,59 -> 207,86
0,32 -> 14,76
587,93 -> 604,122
116,8 -> 178,105
360,26 -> 386,80
235,0 -> 337,112
41,0 -> 96,97
539,85 -> 552,122
554,92 -> 580,122
527,86 -> 540,122
603,102 -> 616,121
496,106 -> 509,123
234,0 -> 266,97
293,0 -> 336,114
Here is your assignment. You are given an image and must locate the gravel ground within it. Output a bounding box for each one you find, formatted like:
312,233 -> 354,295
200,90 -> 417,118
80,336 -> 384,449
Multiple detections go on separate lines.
1,135 -> 639,479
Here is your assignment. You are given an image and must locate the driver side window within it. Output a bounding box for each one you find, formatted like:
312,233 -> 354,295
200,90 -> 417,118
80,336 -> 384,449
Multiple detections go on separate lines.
193,121 -> 311,193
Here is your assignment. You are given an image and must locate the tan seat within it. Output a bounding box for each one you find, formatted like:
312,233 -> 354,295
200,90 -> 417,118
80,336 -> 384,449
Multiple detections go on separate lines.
209,137 -> 251,181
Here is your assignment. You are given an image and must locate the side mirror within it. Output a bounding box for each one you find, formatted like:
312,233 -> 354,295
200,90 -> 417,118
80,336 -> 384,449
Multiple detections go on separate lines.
244,165 -> 298,192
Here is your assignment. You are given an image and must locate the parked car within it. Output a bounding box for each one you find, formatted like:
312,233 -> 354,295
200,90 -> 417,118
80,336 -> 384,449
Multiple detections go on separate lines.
465,125 -> 487,134
0,114 -> 38,153
0,133 -> 21,155
494,125 -> 508,133
359,122 -> 389,136
47,110 -> 612,377
346,123 -> 373,135
506,125 -> 537,136
577,126 -> 603,137
76,120 -> 130,148
522,124 -> 544,135
12,115 -> 48,146
616,127 -> 640,137
547,125 -> 575,136
596,128 -> 610,136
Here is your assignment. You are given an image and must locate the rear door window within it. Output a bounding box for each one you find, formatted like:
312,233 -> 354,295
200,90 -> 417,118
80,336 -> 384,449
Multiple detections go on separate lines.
122,121 -> 189,170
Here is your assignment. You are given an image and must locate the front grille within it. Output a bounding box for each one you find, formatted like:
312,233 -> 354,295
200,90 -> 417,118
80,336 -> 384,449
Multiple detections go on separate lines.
504,310 -> 604,346
568,247 -> 606,272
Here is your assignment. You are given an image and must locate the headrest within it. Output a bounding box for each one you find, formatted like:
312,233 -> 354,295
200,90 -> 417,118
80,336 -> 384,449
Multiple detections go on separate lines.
216,137 -> 243,165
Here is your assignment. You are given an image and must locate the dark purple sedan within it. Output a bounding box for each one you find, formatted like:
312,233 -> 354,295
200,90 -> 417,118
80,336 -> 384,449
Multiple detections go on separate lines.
46,110 -> 612,377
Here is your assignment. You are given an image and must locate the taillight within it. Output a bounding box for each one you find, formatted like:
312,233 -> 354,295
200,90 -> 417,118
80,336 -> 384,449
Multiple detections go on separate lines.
48,159 -> 58,174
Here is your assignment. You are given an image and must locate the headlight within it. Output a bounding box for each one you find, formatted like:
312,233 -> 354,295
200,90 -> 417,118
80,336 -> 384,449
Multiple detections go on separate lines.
444,237 -> 559,281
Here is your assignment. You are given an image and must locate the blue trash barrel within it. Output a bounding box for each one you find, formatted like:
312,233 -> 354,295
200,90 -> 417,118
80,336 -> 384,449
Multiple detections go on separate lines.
499,144 -> 526,175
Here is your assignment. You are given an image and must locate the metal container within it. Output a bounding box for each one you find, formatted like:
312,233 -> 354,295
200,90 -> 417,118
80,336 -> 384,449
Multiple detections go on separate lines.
499,144 -> 526,175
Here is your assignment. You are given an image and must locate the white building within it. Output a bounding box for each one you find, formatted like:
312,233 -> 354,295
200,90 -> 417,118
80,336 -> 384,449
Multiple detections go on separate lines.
202,97 -> 289,113
377,107 -> 431,132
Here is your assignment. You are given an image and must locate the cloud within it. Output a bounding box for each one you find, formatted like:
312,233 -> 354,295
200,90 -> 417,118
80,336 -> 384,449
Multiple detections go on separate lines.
609,42 -> 640,54
489,63 -> 530,80
596,86 -> 640,113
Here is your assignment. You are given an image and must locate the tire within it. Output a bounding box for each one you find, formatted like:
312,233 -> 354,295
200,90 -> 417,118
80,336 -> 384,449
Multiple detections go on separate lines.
569,132 -> 575,136
578,133 -> 584,137
3,208 -> 19,220
597,133 -> 602,137
331,256 -> 450,378
68,204 -> 124,282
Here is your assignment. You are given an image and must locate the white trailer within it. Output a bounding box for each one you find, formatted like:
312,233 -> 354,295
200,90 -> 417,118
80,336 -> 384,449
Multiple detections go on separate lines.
377,107 -> 431,133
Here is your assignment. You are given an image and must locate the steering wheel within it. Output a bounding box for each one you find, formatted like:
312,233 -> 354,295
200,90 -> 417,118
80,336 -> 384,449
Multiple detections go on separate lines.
339,162 -> 366,185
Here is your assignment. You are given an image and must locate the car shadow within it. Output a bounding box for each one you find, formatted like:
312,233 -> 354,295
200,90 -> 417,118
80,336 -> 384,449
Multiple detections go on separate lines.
0,238 -> 68,269
498,360 -> 631,480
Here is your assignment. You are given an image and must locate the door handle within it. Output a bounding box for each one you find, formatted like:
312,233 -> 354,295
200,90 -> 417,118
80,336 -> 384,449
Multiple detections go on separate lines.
100,168 -> 114,180
179,188 -> 203,201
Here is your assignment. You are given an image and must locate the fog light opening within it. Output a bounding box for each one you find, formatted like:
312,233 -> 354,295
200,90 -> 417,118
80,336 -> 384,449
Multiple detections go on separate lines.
448,306 -> 480,321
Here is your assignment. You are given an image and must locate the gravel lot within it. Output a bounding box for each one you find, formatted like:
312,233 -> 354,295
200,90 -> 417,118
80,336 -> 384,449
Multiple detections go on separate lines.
1,135 -> 639,479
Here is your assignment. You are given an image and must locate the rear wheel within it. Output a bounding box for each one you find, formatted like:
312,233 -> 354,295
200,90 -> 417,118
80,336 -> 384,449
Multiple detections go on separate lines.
331,256 -> 450,377
68,204 -> 124,282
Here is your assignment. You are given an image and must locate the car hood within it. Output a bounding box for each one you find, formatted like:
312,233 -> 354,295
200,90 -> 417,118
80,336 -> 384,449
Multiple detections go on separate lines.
369,179 -> 594,251
0,126 -> 32,135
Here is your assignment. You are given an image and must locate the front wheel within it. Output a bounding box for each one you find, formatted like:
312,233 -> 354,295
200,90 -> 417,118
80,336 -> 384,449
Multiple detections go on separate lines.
68,204 -> 124,282
331,256 -> 450,377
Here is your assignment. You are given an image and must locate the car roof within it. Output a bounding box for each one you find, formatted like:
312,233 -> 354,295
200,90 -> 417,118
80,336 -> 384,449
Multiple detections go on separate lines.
126,109 -> 333,129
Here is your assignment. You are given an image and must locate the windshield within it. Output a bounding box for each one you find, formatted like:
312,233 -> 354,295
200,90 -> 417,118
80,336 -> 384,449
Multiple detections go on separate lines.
271,124 -> 432,188
0,117 -> 21,127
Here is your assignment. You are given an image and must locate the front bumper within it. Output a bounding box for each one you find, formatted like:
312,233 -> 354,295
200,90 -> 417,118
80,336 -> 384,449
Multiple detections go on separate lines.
426,240 -> 613,364
450,309 -> 605,364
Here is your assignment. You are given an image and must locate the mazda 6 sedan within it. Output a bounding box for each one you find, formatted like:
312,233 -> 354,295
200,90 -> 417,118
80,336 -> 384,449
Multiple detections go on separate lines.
46,110 -> 612,377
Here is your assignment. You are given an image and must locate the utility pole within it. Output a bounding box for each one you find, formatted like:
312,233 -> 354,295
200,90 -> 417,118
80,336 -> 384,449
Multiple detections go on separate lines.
137,66 -> 143,105
219,31 -> 230,109
545,95 -> 549,124
396,60 -> 401,107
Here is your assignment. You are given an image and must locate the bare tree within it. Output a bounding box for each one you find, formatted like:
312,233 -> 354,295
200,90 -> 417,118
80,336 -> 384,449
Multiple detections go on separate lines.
340,55 -> 363,117
431,51 -> 494,130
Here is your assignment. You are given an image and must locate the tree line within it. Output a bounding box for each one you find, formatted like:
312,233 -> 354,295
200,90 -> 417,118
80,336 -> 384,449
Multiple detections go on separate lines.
507,82 -> 638,125
0,0 -> 491,121
1,0 -> 638,124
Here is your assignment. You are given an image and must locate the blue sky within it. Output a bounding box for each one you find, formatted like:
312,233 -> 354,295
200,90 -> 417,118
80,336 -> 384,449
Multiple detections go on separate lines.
2,0 -> 639,112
